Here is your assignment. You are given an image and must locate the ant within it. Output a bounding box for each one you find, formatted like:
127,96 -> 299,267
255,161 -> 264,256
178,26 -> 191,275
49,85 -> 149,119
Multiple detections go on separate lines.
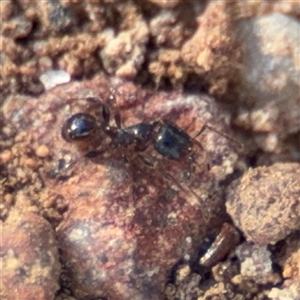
61,93 -> 208,182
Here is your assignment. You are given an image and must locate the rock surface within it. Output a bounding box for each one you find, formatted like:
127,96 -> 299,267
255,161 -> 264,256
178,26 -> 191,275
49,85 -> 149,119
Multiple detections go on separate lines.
235,242 -> 280,284
226,162 -> 300,245
1,208 -> 61,300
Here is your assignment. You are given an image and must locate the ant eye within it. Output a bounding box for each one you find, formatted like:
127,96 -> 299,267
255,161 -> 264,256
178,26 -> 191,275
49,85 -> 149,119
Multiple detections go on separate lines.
62,113 -> 97,142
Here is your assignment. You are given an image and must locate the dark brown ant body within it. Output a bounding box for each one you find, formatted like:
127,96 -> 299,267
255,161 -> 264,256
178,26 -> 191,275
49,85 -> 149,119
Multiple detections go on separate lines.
61,98 -> 199,173
60,94 -> 242,214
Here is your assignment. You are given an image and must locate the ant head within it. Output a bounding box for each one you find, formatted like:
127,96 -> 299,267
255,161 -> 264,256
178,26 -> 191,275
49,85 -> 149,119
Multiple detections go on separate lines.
62,113 -> 98,143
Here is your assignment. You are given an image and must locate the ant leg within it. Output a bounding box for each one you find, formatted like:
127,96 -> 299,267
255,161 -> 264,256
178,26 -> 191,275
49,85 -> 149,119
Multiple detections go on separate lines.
62,95 -> 109,122
187,140 -> 210,175
193,124 -> 244,153
48,156 -> 79,181
101,104 -> 110,124
165,171 -> 211,223
137,153 -> 210,222
50,144 -> 114,181
84,145 -> 112,158
84,97 -> 109,121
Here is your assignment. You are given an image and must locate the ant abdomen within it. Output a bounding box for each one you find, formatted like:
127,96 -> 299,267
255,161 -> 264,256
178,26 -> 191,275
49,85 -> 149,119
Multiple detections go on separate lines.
61,113 -> 98,143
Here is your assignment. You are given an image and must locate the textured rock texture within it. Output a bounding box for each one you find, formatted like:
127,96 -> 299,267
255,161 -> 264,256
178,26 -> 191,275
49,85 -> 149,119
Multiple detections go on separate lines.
1,209 -> 61,300
227,162 -> 300,245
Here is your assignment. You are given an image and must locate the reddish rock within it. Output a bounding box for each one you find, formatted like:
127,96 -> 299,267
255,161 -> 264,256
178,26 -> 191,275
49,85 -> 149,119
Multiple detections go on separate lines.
1,208 -> 60,300
181,1 -> 241,97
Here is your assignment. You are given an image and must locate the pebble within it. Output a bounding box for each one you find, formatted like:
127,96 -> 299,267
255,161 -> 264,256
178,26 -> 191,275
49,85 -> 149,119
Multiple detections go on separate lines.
226,163 -> 300,245
35,144 -> 50,158
235,242 -> 280,284
277,232 -> 300,281
1,15 -> 33,39
0,149 -> 13,163
51,77 -> 240,300
24,158 -> 39,169
3,75 -> 242,300
39,69 -> 71,90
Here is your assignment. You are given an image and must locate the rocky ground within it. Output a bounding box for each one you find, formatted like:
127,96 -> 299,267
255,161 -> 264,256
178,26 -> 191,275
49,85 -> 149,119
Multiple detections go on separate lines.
1,1 -> 300,300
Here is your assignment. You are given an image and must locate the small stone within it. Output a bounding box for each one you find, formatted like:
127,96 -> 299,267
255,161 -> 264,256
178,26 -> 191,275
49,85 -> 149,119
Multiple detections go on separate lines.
176,265 -> 191,283
0,149 -> 13,163
1,15 -> 33,39
39,69 -> 71,90
230,12 -> 300,162
147,0 -> 181,9
235,242 -> 280,285
99,5 -> 149,79
24,158 -> 39,169
226,163 -> 300,245
211,260 -> 240,284
181,1 -> 239,97
149,9 -> 192,49
250,106 -> 279,133
39,0 -> 74,33
254,133 -> 279,153
35,144 -> 50,158
165,272 -> 202,300
1,0 -> 14,21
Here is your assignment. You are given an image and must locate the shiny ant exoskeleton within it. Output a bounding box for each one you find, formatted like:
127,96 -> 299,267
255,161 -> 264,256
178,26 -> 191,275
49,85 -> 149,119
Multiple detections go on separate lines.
61,95 -> 206,180
62,111 -> 195,162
